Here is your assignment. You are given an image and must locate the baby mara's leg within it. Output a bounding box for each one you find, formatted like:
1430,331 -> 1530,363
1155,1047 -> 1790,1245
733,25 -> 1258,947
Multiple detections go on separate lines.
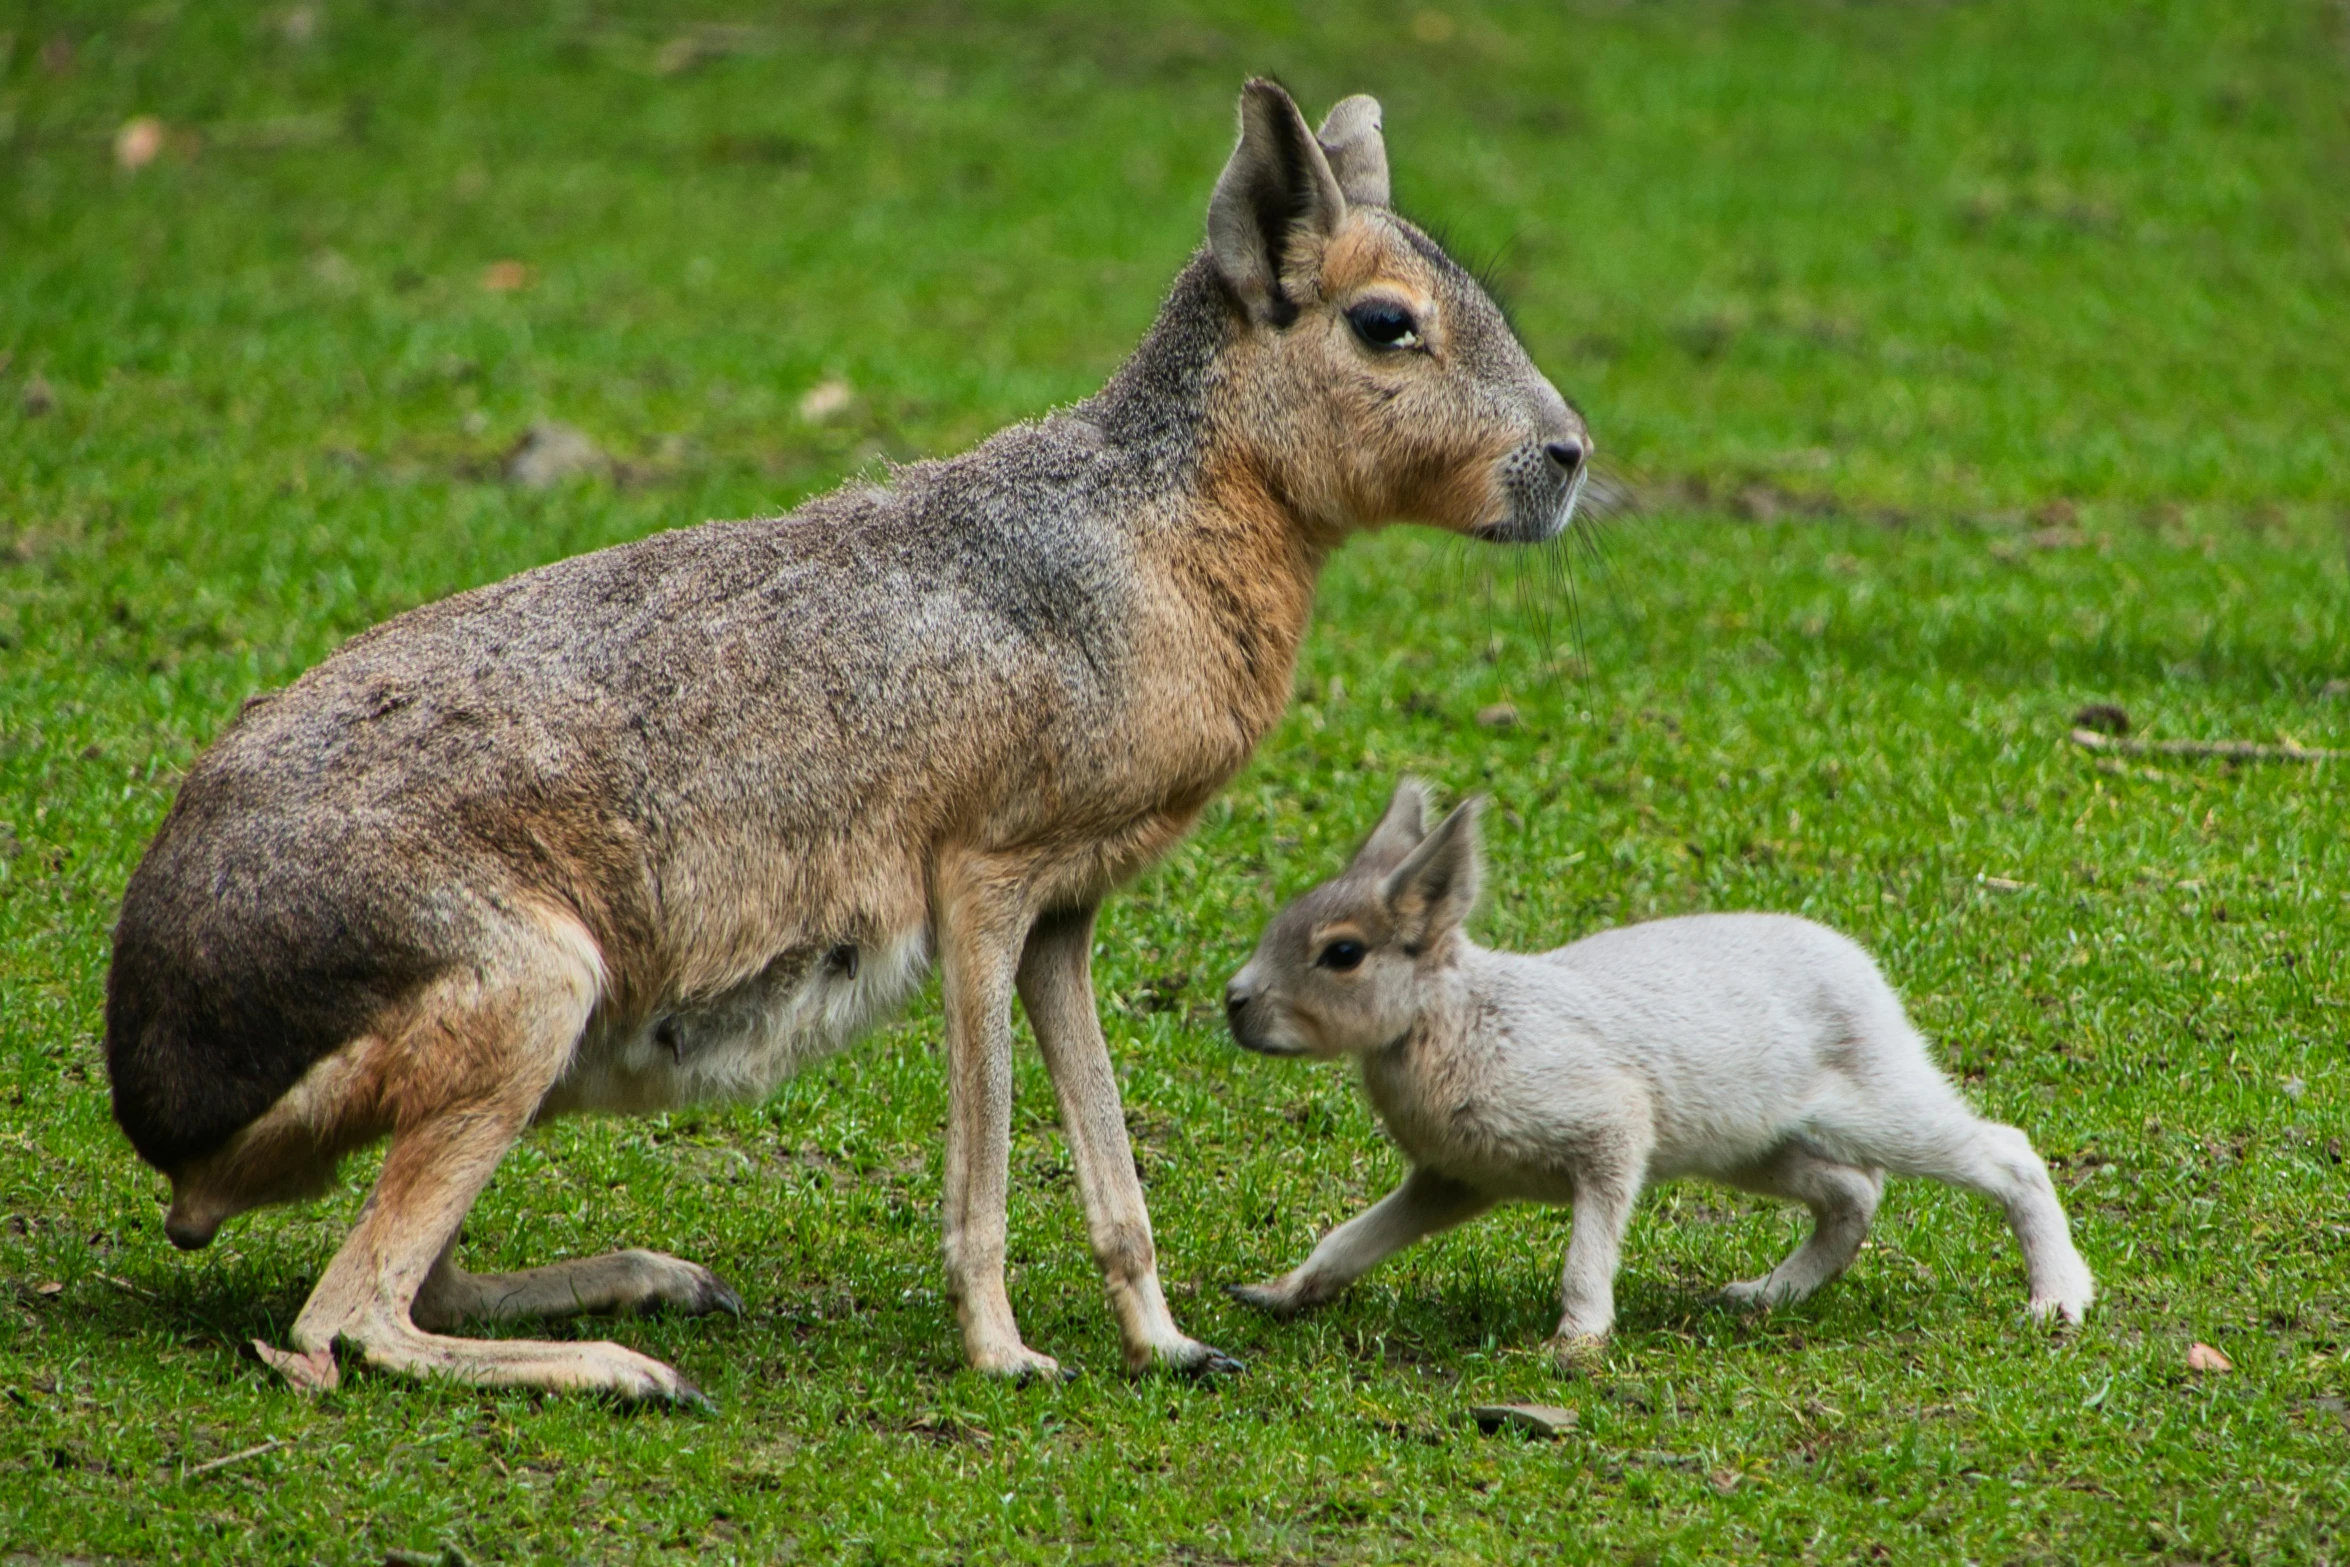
1891,1117 -> 2094,1323
1718,1144 -> 1882,1308
1828,1023 -> 2095,1324
1550,1163 -> 1641,1352
1547,1119 -> 1658,1360
1227,1168 -> 1491,1319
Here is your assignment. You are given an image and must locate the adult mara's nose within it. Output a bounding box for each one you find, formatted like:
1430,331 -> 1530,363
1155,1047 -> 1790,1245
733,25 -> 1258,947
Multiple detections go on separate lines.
1539,397 -> 1592,476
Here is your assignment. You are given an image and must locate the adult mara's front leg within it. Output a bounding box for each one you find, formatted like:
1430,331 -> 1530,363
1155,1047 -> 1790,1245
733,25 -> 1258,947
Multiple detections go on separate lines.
936,851 -> 1066,1380
1019,904 -> 1239,1376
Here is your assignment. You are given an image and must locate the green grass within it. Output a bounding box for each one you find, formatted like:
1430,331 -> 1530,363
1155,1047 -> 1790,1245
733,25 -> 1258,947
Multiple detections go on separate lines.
4,0 -> 2349,1561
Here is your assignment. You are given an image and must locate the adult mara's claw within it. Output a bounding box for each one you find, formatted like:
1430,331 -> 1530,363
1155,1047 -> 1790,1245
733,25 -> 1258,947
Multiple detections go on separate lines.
1157,1337 -> 1245,1377
253,1340 -> 340,1394
1188,1346 -> 1245,1377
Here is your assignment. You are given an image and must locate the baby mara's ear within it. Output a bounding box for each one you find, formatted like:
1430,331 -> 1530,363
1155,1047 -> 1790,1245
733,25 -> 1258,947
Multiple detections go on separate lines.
1316,94 -> 1389,207
1352,776 -> 1431,874
1207,78 -> 1348,326
1381,797 -> 1483,952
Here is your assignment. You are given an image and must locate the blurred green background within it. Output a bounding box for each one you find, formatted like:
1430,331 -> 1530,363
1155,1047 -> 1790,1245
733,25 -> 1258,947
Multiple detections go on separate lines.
2,3 -> 2347,1563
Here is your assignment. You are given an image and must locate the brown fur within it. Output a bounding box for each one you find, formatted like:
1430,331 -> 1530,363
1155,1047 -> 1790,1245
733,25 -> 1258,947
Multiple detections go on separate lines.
109,82 -> 1591,1400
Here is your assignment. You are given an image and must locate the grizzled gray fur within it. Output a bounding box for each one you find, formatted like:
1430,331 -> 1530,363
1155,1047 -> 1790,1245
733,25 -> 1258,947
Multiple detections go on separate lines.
106,79 -> 1592,1402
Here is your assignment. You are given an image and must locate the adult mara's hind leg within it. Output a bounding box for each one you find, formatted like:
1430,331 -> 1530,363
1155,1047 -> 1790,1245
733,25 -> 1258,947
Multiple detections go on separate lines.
411,1241 -> 742,1331
1718,1143 -> 1882,1309
258,919 -> 708,1405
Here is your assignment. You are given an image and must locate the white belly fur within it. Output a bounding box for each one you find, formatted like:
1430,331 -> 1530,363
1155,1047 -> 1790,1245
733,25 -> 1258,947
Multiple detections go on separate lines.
541,927 -> 931,1117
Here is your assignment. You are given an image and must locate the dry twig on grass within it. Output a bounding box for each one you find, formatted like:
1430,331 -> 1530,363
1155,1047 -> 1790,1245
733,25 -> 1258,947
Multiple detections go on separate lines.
182,1439 -> 281,1480
2068,728 -> 2343,763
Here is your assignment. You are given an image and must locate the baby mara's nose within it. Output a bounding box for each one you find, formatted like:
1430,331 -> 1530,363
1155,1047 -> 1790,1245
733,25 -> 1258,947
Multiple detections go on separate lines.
1543,439 -> 1585,474
1224,978 -> 1255,1033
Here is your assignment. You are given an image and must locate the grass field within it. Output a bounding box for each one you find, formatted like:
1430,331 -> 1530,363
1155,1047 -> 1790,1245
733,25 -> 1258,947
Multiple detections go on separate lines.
4,1 -> 2349,1561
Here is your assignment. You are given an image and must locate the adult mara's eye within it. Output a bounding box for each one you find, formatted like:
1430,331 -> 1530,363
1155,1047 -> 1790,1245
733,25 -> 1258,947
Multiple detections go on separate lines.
1346,301 -> 1421,350
1316,939 -> 1369,972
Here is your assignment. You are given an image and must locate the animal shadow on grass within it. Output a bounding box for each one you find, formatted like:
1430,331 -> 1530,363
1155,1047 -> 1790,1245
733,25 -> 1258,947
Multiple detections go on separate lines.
55,1269 -> 308,1371
70,1259 -> 765,1404
1222,1237 -> 1946,1375
92,1243 -> 1101,1395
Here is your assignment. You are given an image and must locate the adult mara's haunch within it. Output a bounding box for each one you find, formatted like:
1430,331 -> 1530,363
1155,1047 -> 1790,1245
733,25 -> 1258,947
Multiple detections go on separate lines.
106,80 -> 1593,1402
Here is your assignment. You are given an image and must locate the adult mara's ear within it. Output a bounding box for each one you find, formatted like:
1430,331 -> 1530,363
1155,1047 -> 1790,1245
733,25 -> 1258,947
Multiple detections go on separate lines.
1316,95 -> 1389,207
1354,777 -> 1431,874
1381,797 -> 1483,952
1207,78 -> 1349,326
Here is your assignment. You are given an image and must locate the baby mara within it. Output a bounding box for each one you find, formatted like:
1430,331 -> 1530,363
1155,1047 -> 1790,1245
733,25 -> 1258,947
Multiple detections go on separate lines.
1223,782 -> 2094,1358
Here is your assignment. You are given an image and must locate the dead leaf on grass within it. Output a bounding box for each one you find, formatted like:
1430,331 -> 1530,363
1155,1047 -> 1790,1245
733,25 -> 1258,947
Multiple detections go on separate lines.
797,378 -> 854,423
2185,1341 -> 2232,1373
115,116 -> 166,170
503,421 -> 609,489
479,260 -> 535,293
1470,1402 -> 1577,1438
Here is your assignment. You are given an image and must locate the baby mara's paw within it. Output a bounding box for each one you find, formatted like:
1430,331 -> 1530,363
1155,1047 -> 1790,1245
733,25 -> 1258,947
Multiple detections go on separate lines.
2028,1263 -> 2095,1330
1717,1277 -> 1772,1310
1719,1273 -> 1807,1312
1223,1278 -> 1307,1320
2027,1292 -> 2091,1329
1544,1330 -> 1609,1375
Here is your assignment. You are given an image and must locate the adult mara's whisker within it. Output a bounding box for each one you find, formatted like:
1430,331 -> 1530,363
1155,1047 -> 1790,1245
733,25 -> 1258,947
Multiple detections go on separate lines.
1558,464 -> 1590,535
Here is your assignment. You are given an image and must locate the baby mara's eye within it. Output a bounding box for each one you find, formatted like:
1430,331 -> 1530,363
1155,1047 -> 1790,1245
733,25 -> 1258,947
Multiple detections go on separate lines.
1316,939 -> 1369,972
1345,300 -> 1421,351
